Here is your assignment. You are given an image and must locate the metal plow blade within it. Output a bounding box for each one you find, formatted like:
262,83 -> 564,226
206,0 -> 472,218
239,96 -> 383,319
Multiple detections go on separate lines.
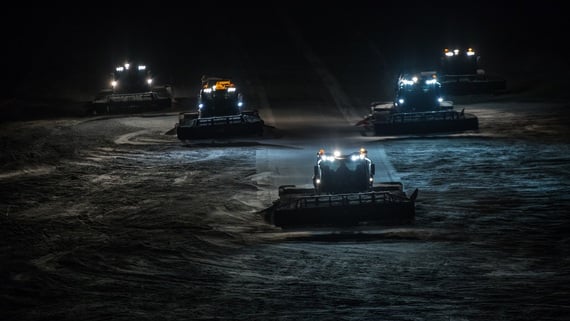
372,109 -> 479,135
177,114 -> 264,140
266,191 -> 416,229
104,92 -> 172,112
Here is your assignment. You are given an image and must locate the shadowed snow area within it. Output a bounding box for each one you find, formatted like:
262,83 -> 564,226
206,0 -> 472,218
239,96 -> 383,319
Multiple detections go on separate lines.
2,3 -> 570,319
1,94 -> 569,320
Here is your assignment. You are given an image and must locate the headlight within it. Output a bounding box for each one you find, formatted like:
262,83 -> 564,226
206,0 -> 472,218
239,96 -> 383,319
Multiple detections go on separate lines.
111,80 -> 117,87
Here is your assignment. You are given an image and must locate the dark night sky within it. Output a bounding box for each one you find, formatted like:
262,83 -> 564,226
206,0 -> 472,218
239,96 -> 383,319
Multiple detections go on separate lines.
2,2 -> 567,101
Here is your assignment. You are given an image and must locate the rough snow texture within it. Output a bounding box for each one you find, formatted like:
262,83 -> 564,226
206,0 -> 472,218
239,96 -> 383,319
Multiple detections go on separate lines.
1,97 -> 569,320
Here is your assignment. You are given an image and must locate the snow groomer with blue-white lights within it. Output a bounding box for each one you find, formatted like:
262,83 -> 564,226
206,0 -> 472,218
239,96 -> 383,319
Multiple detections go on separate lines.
90,62 -> 172,114
264,148 -> 417,229
356,71 -> 479,136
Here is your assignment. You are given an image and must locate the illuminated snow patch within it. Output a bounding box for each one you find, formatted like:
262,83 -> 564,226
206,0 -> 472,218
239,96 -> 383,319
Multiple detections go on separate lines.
0,166 -> 55,179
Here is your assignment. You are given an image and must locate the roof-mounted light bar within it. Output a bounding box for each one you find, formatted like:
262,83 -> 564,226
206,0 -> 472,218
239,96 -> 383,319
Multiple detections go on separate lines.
444,48 -> 477,57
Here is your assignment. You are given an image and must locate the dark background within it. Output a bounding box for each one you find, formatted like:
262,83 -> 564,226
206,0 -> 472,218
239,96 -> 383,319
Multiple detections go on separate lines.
1,4 -> 569,321
2,2 -> 567,102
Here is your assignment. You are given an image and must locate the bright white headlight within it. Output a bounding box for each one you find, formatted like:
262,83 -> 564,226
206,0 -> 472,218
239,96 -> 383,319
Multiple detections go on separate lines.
111,80 -> 117,87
